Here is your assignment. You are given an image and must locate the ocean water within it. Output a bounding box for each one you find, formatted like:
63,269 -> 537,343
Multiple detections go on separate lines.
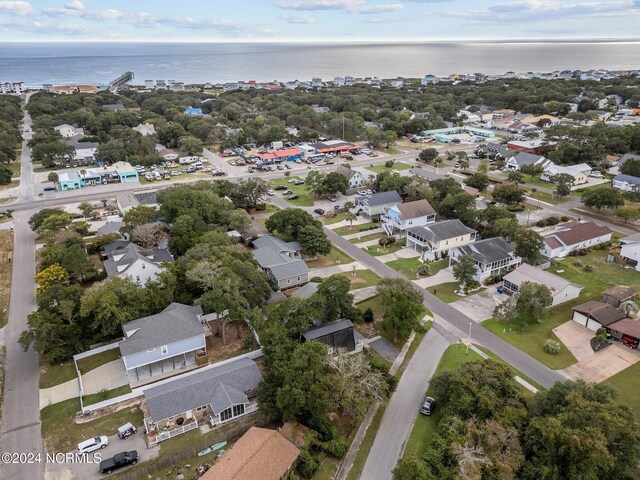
0,41 -> 639,87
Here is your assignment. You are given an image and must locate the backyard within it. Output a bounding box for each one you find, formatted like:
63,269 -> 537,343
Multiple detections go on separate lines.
268,177 -> 314,206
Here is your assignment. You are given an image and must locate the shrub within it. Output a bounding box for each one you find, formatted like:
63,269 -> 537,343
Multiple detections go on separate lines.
584,264 -> 594,272
507,204 -> 525,212
378,236 -> 397,247
543,339 -> 561,354
363,307 -> 374,323
384,159 -> 395,168
416,263 -> 431,277
578,249 -> 587,256
297,451 -> 320,478
546,216 -> 560,225
323,435 -> 348,459
560,215 -> 570,222
519,321 -> 529,332
309,276 -> 323,283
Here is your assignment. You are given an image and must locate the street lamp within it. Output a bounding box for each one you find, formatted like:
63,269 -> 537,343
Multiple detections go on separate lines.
466,321 -> 472,354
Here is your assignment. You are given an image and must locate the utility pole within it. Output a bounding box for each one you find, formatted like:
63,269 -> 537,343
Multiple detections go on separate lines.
342,112 -> 345,140
466,321 -> 472,354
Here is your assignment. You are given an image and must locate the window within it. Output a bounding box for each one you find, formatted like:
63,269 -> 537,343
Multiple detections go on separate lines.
147,348 -> 155,353
287,279 -> 291,285
161,345 -> 168,355
233,404 -> 245,417
297,276 -> 301,281
196,405 -> 207,411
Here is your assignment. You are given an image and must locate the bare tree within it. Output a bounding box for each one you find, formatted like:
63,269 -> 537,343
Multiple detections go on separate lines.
131,223 -> 168,248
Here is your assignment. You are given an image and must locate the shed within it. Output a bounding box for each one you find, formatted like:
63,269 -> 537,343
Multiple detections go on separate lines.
302,319 -> 356,353
602,286 -> 637,308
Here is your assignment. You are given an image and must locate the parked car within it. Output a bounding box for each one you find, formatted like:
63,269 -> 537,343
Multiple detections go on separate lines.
117,423 -> 137,439
43,186 -> 56,192
282,190 -> 293,196
274,185 -> 287,191
420,397 -> 435,416
334,204 -> 341,210
314,208 -> 325,215
99,451 -> 139,474
266,189 -> 275,196
77,436 -> 109,454
328,196 -> 337,202
590,171 -> 603,178
454,163 -> 461,168
289,194 -> 299,200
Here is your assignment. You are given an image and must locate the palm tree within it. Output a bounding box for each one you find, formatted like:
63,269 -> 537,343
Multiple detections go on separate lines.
346,212 -> 357,228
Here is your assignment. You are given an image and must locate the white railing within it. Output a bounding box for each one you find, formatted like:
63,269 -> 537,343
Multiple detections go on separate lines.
209,404 -> 259,427
153,421 -> 198,445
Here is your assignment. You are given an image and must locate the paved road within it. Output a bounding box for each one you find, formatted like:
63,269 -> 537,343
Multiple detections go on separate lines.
0,101 -> 44,479
360,328 -> 451,480
325,228 -> 565,389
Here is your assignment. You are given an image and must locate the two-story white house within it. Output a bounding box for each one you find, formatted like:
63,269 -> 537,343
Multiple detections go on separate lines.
610,233 -> 640,271
612,174 -> 640,192
102,241 -> 173,285
406,219 -> 477,260
120,303 -> 207,384
540,163 -> 591,185
450,237 -> 522,283
336,165 -> 366,190
542,221 -> 613,259
351,190 -> 402,219
54,124 -> 84,138
505,152 -> 552,171
381,199 -> 437,236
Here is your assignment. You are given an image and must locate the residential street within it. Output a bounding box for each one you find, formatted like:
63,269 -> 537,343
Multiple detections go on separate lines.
0,102 -> 44,479
360,327 -> 451,480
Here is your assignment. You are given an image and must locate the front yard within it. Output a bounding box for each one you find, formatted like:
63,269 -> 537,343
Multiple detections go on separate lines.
386,258 -> 448,280
602,361 -> 640,416
425,282 -> 467,303
335,269 -> 382,289
305,247 -> 354,269
332,222 -> 380,236
366,162 -> 412,174
362,243 -> 403,257
76,348 -> 121,374
39,360 -> 77,389
41,398 -> 143,452
268,177 -> 314,206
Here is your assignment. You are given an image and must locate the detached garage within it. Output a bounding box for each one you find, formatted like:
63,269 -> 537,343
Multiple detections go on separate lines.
572,301 -> 626,332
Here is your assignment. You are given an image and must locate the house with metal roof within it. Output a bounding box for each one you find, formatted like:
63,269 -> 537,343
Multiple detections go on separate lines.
502,263 -> 582,306
406,219 -> 477,260
541,221 -> 613,258
540,163 -> 591,185
301,319 -> 362,354
201,426 -> 300,480
351,190 -> 402,219
612,173 -> 640,192
143,358 -> 262,446
252,235 -> 309,289
120,303 -> 207,384
450,237 -> 522,282
102,240 -> 173,285
381,199 -> 436,236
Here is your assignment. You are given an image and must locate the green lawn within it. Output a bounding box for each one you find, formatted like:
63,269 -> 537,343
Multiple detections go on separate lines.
0,180 -> 19,191
335,269 -> 383,289
404,345 -> 483,458
385,258 -> 448,280
602,361 -> 640,417
362,243 -> 402,257
425,282 -> 466,303
571,182 -> 611,198
528,190 -> 568,205
397,321 -> 432,375
268,177 -> 314,206
82,385 -> 132,406
345,402 -> 386,480
313,459 -> 339,480
306,247 -> 354,269
324,212 -> 348,225
349,232 -> 385,244
550,248 -> 640,293
0,230 -> 13,329
381,147 -> 403,155
41,398 -> 143,452
8,161 -> 21,176
333,222 -> 380,236
39,361 -> 77,389
76,348 -> 121,374
367,162 -> 412,174
481,296 -> 583,370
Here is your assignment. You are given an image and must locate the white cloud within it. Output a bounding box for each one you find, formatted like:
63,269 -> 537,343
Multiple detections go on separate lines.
64,0 -> 84,11
281,13 -> 316,23
356,3 -> 403,13
0,1 -> 35,17
276,0 -> 366,10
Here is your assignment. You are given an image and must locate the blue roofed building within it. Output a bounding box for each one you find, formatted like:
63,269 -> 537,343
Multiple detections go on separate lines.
184,106 -> 203,116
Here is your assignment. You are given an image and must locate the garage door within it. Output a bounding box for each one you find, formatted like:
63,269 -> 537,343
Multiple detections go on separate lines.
586,318 -> 601,332
572,312 -> 588,327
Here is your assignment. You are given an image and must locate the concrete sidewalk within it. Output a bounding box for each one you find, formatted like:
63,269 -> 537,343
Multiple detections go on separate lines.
413,267 -> 455,289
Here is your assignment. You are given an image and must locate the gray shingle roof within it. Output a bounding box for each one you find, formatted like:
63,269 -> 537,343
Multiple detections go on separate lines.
619,153 -> 640,166
96,221 -> 124,237
408,219 -> 476,242
291,282 -> 319,299
410,167 -> 445,182
268,261 -> 309,279
103,241 -> 173,277
509,152 -> 545,166
503,263 -> 576,294
144,358 -> 262,422
613,174 -> 640,186
252,235 -> 308,282
355,190 -> 402,207
120,303 -> 204,356
455,237 -> 515,264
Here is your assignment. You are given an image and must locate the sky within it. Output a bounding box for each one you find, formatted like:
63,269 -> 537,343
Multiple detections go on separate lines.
0,0 -> 639,42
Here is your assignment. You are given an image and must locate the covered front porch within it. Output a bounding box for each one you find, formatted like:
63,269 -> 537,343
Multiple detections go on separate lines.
127,350 -> 203,386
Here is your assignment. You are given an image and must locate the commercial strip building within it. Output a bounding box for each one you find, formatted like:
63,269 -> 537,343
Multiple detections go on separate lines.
57,161 -> 139,191
420,126 -> 496,138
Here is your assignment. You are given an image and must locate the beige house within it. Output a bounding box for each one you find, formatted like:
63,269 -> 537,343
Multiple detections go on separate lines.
502,263 -> 582,306
406,219 -> 477,261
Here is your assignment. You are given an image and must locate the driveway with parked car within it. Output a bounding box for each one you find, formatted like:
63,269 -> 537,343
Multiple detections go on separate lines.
45,428 -> 159,480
